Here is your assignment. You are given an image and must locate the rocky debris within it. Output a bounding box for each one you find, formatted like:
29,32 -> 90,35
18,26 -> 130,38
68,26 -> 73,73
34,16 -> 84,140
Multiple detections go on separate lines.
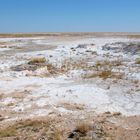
102,42 -> 140,55
76,44 -> 87,49
68,114 -> 140,140
11,63 -> 47,71
0,114 -> 140,140
11,63 -> 38,71
123,42 -> 140,55
85,50 -> 97,55
0,115 -> 4,122
68,129 -> 106,140
68,122 -> 106,140
10,57 -> 48,72
70,47 -> 76,51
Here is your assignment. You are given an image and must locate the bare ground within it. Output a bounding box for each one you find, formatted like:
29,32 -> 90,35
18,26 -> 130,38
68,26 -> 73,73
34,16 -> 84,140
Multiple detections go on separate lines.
0,33 -> 140,140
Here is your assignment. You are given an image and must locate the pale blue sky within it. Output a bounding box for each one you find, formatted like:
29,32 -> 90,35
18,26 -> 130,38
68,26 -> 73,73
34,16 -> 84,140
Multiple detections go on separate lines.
0,0 -> 140,32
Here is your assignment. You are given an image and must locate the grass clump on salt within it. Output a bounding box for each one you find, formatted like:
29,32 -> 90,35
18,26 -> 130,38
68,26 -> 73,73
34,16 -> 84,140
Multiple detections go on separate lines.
75,123 -> 92,135
28,57 -> 46,64
0,127 -> 17,138
98,70 -> 113,80
0,119 -> 65,139
135,60 -> 140,64
0,94 -> 4,99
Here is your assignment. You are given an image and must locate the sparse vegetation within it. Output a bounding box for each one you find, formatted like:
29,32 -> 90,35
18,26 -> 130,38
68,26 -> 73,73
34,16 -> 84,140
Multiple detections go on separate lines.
0,33 -> 60,38
0,119 -> 50,138
0,94 -> 4,99
98,70 -> 113,79
0,127 -> 17,138
75,122 -> 92,134
132,79 -> 139,84
51,129 -> 64,140
95,60 -> 122,70
127,35 -> 140,39
28,57 -> 46,64
46,63 -> 60,74
0,34 -> 140,140
45,59 -> 124,80
16,119 -> 50,130
112,112 -> 121,116
7,102 -> 15,106
87,70 -> 124,80
0,119 -> 65,139
135,59 -> 140,64
85,60 -> 124,80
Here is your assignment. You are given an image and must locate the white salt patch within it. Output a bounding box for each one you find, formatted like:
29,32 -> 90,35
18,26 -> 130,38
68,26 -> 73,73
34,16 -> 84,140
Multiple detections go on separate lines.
13,104 -> 32,112
35,98 -> 48,107
32,109 -> 51,116
1,97 -> 16,105
0,48 -> 11,51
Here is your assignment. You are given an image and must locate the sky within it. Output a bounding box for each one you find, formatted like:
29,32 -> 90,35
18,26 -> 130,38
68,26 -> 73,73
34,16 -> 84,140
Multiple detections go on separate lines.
0,0 -> 140,32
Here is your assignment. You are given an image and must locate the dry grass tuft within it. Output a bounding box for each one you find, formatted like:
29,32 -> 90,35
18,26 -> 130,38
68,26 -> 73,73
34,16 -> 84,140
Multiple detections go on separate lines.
7,103 -> 15,106
28,57 -> 46,64
16,119 -> 50,130
85,60 -> 124,80
0,94 -> 4,99
46,64 -> 60,74
51,129 -> 64,140
75,123 -> 92,134
86,70 -> 124,80
0,119 -> 50,138
0,119 -> 66,139
98,70 -> 113,79
94,60 -> 122,71
132,79 -> 139,84
135,60 -> 140,64
112,112 -> 121,116
0,127 -> 17,138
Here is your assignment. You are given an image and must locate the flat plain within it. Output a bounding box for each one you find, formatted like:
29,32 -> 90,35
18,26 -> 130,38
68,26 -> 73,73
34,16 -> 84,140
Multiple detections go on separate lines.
0,33 -> 140,140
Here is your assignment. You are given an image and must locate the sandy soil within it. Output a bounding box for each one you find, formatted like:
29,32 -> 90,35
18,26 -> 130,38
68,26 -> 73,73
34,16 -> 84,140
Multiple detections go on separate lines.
0,33 -> 140,140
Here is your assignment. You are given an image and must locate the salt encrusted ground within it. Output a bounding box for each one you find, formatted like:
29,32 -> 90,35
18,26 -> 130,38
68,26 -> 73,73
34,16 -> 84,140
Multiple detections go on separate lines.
0,34 -> 140,139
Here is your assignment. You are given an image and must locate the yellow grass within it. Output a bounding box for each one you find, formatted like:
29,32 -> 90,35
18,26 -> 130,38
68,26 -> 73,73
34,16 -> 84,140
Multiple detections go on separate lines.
28,57 -> 46,64
76,123 -> 92,134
